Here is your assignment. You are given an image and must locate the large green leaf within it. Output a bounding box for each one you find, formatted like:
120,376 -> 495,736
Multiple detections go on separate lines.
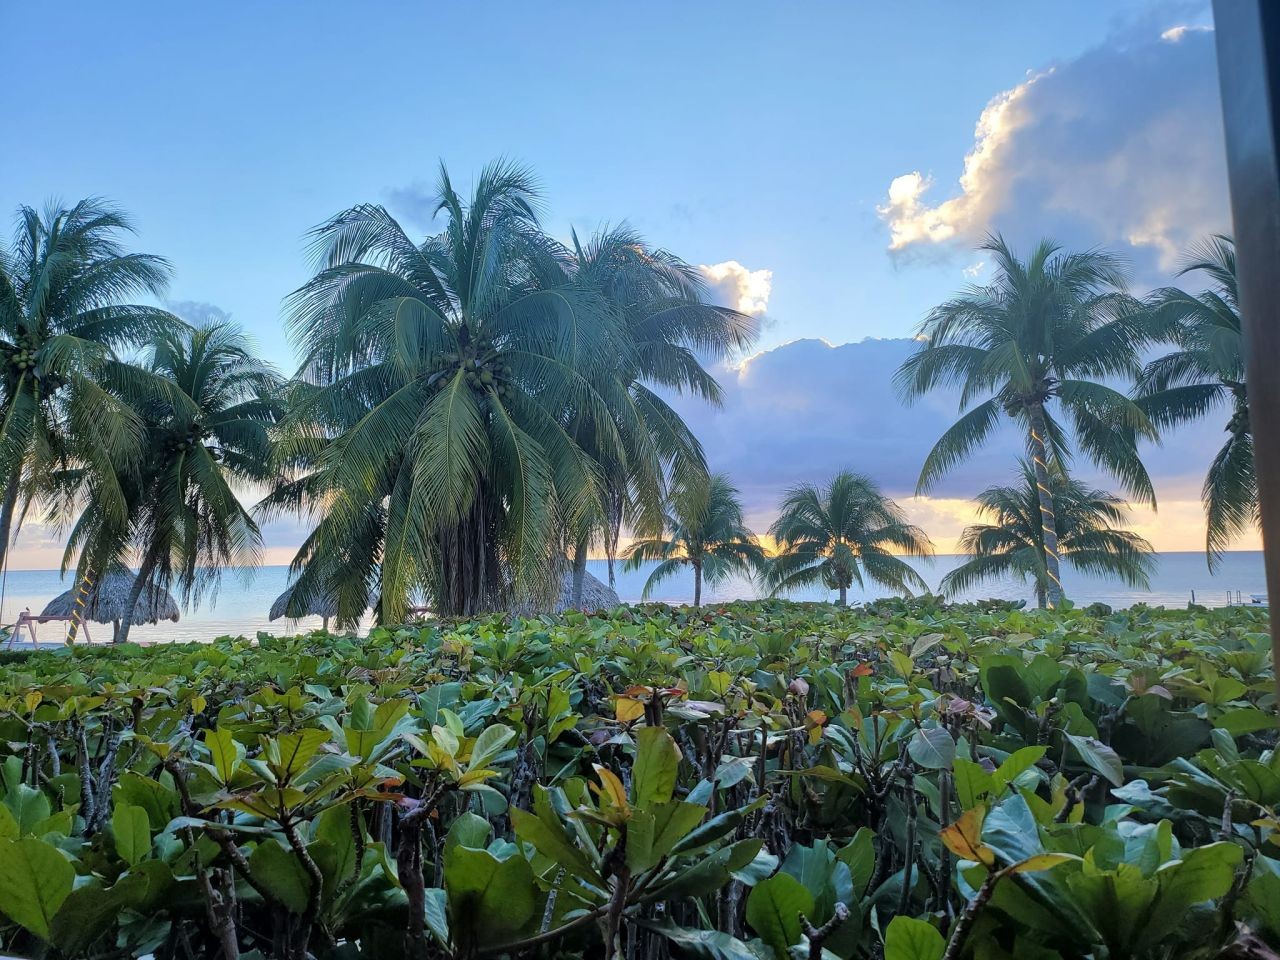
204,726 -> 244,783
49,874 -> 149,955
111,803 -> 150,866
511,789 -> 601,883
745,872 -> 813,959
1066,734 -> 1124,787
632,726 -> 682,808
646,921 -> 767,960
907,726 -> 955,770
627,801 -> 708,871
249,838 -> 313,914
883,916 -> 944,960
3,783 -> 50,836
445,845 -> 536,950
0,837 -> 75,940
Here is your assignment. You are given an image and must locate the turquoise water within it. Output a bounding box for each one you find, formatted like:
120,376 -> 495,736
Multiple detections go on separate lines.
0,551 -> 1266,644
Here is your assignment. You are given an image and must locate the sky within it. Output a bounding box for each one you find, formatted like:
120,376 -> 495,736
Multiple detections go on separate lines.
0,0 -> 1247,567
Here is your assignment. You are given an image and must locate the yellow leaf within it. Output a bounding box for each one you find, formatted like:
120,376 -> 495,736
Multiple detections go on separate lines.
191,695 -> 206,714
940,808 -> 995,867
24,691 -> 41,713
592,764 -> 630,814
616,697 -> 645,722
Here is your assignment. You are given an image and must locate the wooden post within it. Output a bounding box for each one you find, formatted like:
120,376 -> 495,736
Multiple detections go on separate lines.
1213,0 -> 1280,702
66,570 -> 94,644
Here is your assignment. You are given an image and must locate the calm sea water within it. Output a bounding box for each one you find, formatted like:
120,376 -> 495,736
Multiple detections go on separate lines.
0,551 -> 1267,645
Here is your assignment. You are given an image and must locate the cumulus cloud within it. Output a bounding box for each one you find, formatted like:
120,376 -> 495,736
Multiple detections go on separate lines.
670,337 -> 1250,552
699,260 -> 773,317
879,22 -> 1229,282
165,300 -> 234,324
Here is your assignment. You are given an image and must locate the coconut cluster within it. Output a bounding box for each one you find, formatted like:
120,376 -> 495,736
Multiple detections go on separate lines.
455,352 -> 514,398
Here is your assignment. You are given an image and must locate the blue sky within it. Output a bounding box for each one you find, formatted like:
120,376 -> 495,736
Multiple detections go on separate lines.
1,0 -> 1193,359
0,1 -> 1239,564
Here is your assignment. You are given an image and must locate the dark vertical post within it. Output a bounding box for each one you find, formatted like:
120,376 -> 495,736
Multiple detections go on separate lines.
1213,0 -> 1280,699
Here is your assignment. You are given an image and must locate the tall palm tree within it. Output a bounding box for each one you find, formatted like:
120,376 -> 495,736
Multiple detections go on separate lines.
0,199 -> 177,570
941,462 -> 1154,608
280,161 -> 700,622
766,471 -> 932,606
621,472 -> 764,606
1136,236 -> 1254,567
895,234 -> 1156,607
561,226 -> 757,604
65,320 -> 281,643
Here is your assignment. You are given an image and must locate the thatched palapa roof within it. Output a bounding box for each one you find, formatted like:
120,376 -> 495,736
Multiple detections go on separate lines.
269,582 -> 341,622
42,571 -> 180,625
555,569 -> 620,612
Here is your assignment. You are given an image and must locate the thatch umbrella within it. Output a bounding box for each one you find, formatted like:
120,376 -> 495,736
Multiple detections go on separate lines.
270,582 -> 340,631
42,571 -> 180,642
555,569 -> 620,612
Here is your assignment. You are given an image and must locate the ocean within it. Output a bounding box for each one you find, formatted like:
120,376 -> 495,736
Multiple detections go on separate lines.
0,551 -> 1267,645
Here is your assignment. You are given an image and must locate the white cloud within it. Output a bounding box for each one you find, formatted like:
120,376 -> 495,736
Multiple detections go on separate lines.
1161,23 -> 1212,42
699,260 -> 773,316
879,24 -> 1228,282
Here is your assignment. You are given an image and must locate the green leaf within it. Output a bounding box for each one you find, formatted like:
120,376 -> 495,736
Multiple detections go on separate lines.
249,838 -> 312,914
0,837 -> 75,940
0,799 -> 20,840
907,726 -> 955,770
646,920 -> 766,960
204,726 -> 243,783
446,811 -> 492,853
424,887 -> 450,947
836,828 -> 876,899
953,758 -> 993,808
310,804 -> 358,898
3,783 -> 51,836
632,726 -> 682,808
49,874 -> 149,955
511,792 -> 601,883
627,801 -> 708,871
112,804 -> 150,866
746,872 -> 813,959
445,845 -> 536,950
1146,841 -> 1243,935
1066,734 -> 1124,787
993,746 -> 1046,789
1216,707 -> 1276,737
470,723 -> 516,770
884,915 -> 945,960
265,728 -> 331,780
114,772 -> 180,830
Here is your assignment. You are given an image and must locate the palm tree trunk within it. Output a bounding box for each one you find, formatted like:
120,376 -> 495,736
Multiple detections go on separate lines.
112,619 -> 120,642
838,584 -> 848,606
0,467 -> 21,573
1028,408 -> 1065,608
571,536 -> 589,608
116,551 -> 160,645
693,561 -> 703,607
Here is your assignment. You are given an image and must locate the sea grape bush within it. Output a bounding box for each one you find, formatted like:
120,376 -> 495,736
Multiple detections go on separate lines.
0,598 -> 1275,960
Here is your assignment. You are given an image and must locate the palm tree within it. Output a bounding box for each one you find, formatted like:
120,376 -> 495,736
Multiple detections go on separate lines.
65,320 -> 281,643
1136,236 -> 1254,567
621,472 -> 765,606
940,462 -> 1155,608
0,199 -> 177,570
895,234 -> 1156,607
560,226 -> 757,604
766,471 -> 932,605
280,161 -> 712,622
